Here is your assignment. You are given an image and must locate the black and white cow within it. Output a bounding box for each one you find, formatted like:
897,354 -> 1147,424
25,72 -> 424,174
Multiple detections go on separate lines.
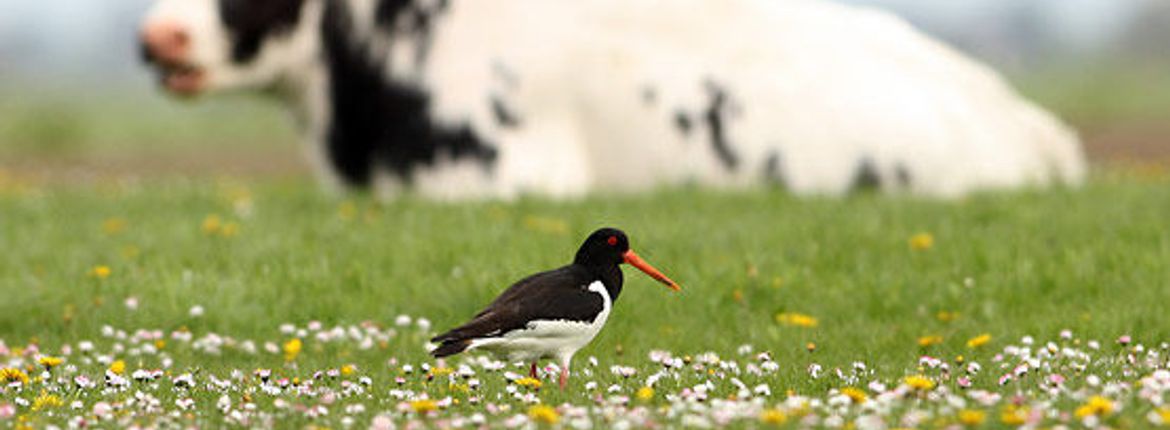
140,0 -> 1086,199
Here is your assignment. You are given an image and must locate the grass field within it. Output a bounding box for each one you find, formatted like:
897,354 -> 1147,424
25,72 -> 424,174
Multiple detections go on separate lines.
2,172 -> 1170,428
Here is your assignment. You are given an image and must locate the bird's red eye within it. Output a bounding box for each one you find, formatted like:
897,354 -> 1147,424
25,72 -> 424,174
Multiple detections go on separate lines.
607,236 -> 618,246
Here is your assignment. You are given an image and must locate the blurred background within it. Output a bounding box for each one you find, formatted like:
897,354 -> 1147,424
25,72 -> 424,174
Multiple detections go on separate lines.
1,0 -> 1167,183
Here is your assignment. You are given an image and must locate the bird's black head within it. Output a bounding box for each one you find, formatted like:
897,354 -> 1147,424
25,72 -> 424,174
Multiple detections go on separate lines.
574,228 -> 630,267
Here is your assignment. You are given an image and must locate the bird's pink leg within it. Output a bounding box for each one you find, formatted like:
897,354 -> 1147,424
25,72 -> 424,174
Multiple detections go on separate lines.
558,366 -> 569,390
529,362 -> 538,378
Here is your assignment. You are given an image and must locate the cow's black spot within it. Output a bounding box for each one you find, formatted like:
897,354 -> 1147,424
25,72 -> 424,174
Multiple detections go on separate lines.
895,163 -> 913,189
490,96 -> 522,129
674,111 -> 693,136
218,0 -> 306,64
763,150 -> 787,189
850,158 -> 882,191
321,1 -> 497,187
492,62 -> 521,90
641,86 -> 658,106
375,0 -> 450,68
703,81 -> 739,170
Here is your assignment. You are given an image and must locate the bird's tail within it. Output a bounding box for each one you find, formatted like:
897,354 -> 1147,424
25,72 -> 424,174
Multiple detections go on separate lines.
430,339 -> 471,358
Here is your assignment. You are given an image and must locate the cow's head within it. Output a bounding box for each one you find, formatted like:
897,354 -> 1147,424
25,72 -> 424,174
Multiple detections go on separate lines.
140,0 -> 321,97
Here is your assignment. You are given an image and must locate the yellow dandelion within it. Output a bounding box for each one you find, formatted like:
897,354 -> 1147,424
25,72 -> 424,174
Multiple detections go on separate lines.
775,312 -> 819,328
201,214 -> 222,235
283,338 -> 303,362
341,364 -> 356,376
429,366 -> 453,378
903,375 -> 936,391
515,377 -> 543,389
528,405 -> 560,425
909,232 -> 934,250
120,245 -> 140,259
37,356 -> 63,370
89,265 -> 111,279
841,387 -> 867,404
917,335 -> 944,347
32,393 -> 63,411
936,311 -> 960,322
154,340 -> 166,350
1156,408 -> 1170,425
102,217 -> 127,235
1074,395 -> 1114,419
759,408 -> 789,425
636,386 -> 655,401
957,409 -> 986,426
522,215 -> 569,235
1,367 -> 29,385
109,360 -> 126,375
338,201 -> 357,221
966,334 -> 992,349
1000,405 -> 1027,426
409,399 -> 438,414
220,222 -> 239,238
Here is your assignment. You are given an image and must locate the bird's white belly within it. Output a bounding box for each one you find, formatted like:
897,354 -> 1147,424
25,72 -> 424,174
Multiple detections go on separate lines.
470,281 -> 612,364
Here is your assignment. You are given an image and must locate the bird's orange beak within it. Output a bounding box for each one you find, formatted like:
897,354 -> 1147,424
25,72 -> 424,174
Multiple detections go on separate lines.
622,250 -> 681,291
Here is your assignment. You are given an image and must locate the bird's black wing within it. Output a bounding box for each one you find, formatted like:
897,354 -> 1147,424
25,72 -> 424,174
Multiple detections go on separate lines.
430,265 -> 604,350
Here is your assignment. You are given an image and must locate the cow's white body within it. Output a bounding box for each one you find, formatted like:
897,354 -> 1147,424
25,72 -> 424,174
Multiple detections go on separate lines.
142,0 -> 1087,199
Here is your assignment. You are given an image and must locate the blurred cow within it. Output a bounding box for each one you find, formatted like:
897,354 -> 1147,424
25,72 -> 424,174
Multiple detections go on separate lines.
140,0 -> 1086,199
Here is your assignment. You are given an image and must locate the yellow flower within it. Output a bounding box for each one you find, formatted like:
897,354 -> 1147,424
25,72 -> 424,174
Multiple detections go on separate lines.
1074,395 -> 1114,418
1,367 -> 29,385
409,399 -> 438,414
429,366 -> 453,378
154,340 -> 166,350
528,405 -> 560,425
102,217 -> 127,235
515,377 -> 543,389
936,311 -> 960,322
1155,408 -> 1170,425
957,409 -> 986,426
841,387 -> 867,403
201,214 -> 222,235
636,386 -> 655,401
904,375 -> 936,391
220,222 -> 240,238
341,364 -> 356,376
918,335 -> 943,347
967,334 -> 992,349
38,356 -> 63,370
338,201 -> 357,221
909,232 -> 934,250
109,360 -> 126,375
759,408 -> 789,425
522,215 -> 569,235
32,393 -> 63,411
89,265 -> 111,279
1000,405 -> 1027,426
283,338 -> 303,362
775,312 -> 819,328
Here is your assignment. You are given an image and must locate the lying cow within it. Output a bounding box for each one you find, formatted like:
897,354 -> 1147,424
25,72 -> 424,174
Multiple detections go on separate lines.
140,0 -> 1086,199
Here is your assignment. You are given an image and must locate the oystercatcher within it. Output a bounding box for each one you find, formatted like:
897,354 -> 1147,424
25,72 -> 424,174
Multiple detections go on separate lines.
430,227 -> 681,389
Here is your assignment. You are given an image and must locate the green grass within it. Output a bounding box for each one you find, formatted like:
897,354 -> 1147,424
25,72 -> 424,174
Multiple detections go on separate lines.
2,174 -> 1170,427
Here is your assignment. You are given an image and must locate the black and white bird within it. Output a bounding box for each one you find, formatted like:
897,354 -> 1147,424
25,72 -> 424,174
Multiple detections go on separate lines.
430,227 -> 681,388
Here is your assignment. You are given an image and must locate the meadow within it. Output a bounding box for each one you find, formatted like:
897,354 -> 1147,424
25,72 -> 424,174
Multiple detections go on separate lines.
2,170 -> 1170,428
3,61 -> 1170,428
